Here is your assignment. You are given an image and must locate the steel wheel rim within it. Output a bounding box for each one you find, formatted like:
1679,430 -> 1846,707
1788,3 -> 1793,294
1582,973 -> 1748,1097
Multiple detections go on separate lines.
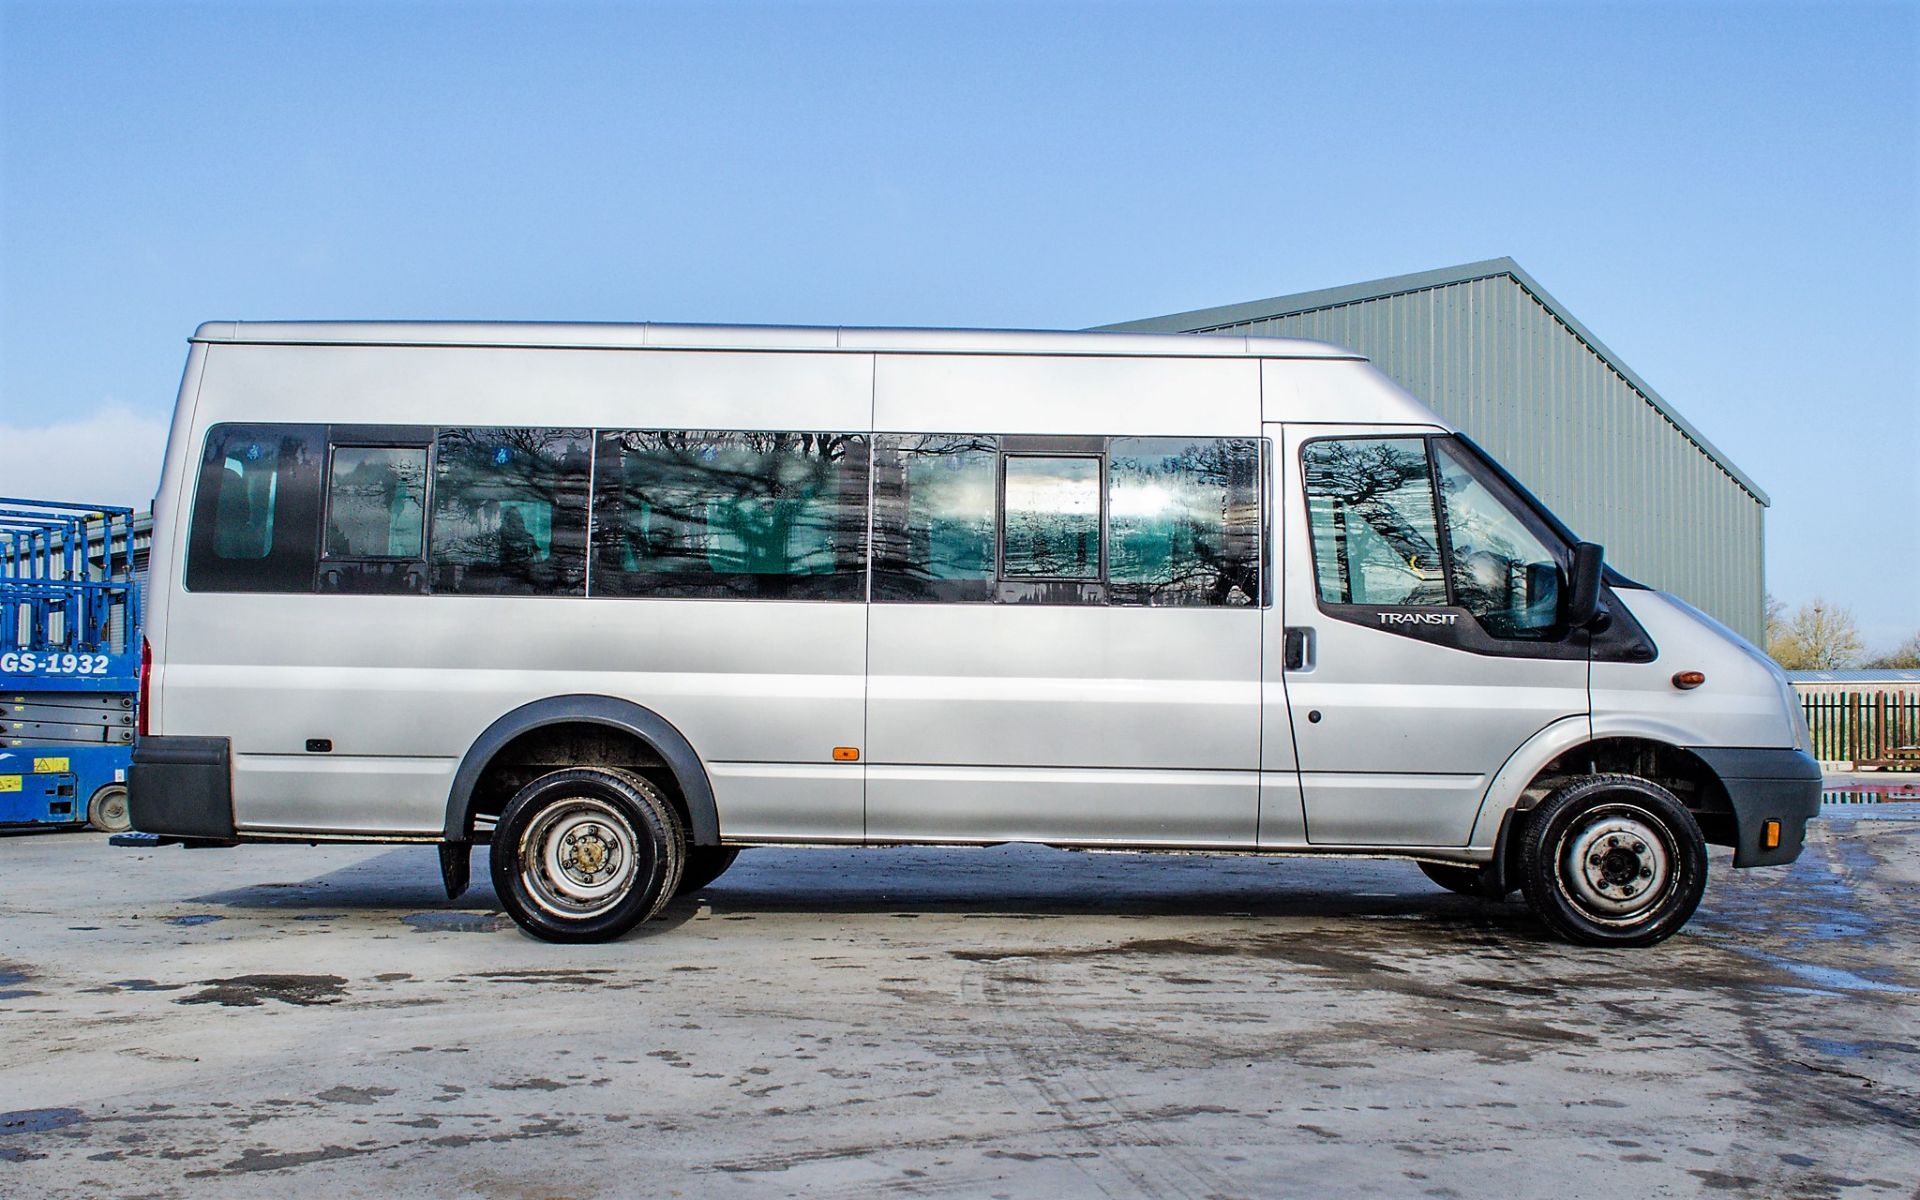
518,796 -> 643,920
93,787 -> 130,832
1557,803 -> 1675,924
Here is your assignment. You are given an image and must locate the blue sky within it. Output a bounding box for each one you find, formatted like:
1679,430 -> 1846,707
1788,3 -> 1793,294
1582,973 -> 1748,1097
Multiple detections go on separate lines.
1,0 -> 1914,647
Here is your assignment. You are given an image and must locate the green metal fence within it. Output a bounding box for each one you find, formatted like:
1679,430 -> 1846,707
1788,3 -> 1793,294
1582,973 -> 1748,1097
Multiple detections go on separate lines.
1799,691 -> 1920,767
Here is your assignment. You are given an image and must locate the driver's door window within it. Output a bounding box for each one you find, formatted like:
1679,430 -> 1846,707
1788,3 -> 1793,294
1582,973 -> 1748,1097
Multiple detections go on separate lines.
1301,437 -> 1448,607
1302,434 -> 1569,642
1434,440 -> 1562,638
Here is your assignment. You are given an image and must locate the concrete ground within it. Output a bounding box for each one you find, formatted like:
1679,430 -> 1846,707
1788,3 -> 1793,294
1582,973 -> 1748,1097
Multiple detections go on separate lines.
2,806 -> 1916,1199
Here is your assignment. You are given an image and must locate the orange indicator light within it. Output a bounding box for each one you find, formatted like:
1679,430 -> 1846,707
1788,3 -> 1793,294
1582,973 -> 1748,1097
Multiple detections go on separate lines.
1762,820 -> 1781,850
833,747 -> 860,762
1672,671 -> 1707,690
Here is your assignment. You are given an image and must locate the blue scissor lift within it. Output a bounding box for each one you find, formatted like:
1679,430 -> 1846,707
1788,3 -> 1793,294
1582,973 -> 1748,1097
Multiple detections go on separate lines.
0,499 -> 142,831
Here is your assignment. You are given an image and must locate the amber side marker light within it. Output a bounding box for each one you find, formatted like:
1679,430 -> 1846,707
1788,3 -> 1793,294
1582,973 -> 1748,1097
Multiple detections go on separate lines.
833,747 -> 860,762
1672,670 -> 1707,690
1762,820 -> 1782,850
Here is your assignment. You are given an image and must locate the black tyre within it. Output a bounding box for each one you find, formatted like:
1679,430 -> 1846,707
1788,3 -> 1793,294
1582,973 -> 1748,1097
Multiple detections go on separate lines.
489,768 -> 684,943
674,846 -> 741,897
1518,774 -> 1707,948
87,783 -> 131,833
1418,860 -> 1509,899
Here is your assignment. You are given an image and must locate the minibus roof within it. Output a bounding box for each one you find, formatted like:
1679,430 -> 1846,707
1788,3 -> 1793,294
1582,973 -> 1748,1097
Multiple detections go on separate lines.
190,321 -> 1365,360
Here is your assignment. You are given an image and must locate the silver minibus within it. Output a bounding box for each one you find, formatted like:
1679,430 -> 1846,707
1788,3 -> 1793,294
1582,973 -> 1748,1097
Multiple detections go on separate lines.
128,322 -> 1821,945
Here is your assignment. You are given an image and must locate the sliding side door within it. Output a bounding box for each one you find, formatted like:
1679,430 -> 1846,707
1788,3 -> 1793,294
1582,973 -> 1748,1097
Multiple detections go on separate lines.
864,354 -> 1266,847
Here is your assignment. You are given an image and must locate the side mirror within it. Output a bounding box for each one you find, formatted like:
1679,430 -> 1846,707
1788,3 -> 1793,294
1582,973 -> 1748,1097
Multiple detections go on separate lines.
1563,541 -> 1605,628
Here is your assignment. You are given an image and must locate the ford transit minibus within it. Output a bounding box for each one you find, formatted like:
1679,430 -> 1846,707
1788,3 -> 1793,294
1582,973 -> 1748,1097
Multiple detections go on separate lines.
129,322 -> 1822,946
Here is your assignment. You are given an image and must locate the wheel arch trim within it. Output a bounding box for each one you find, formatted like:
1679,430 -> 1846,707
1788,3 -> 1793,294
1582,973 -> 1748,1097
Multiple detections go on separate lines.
443,695 -> 720,845
1467,714 -> 1594,848
1468,715 -> 1731,847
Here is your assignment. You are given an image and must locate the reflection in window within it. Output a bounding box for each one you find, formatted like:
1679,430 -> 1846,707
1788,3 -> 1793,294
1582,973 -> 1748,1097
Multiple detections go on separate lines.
1109,438 -> 1259,606
1002,456 -> 1100,579
872,435 -> 997,602
187,424 -> 326,594
212,439 -> 282,560
326,447 -> 426,558
1302,438 -> 1447,606
593,431 -> 867,600
1435,440 -> 1561,637
430,427 -> 591,596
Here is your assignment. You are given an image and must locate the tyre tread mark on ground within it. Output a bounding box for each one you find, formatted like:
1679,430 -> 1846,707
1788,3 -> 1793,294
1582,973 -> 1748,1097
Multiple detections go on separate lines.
971,958 -> 1243,1200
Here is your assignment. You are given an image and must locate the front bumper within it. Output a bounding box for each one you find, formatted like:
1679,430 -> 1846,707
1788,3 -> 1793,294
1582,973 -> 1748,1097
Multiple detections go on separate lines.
128,736 -> 236,841
1690,747 -> 1823,867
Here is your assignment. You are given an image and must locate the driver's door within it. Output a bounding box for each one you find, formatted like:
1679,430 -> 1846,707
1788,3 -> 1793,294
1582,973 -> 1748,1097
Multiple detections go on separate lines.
1277,425 -> 1589,847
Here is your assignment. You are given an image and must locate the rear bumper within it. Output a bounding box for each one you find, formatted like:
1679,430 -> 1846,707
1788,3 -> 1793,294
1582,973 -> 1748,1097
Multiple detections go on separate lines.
128,736 -> 236,841
1690,747 -> 1823,868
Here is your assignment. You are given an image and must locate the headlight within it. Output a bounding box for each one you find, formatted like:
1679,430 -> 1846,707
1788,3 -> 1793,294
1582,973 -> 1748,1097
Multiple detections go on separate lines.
1775,671 -> 1812,753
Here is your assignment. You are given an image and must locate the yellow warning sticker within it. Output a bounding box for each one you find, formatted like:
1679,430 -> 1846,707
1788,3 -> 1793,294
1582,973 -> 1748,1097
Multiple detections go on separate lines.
33,757 -> 70,774
0,776 -> 21,793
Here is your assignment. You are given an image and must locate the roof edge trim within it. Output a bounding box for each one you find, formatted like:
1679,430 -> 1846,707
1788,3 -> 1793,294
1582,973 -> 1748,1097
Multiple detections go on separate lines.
187,320 -> 1361,361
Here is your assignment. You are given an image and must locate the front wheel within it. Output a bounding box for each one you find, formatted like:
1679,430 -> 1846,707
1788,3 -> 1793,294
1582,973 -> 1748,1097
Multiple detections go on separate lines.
489,768 -> 684,943
1519,774 -> 1707,948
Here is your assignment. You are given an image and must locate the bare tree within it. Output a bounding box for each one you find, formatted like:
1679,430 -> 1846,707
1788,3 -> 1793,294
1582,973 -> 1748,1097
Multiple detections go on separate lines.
1864,631 -> 1920,670
1765,593 -> 1787,649
1767,598 -> 1866,670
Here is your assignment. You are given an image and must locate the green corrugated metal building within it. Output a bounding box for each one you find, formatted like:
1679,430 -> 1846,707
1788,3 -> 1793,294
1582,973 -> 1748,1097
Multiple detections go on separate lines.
1102,257 -> 1767,642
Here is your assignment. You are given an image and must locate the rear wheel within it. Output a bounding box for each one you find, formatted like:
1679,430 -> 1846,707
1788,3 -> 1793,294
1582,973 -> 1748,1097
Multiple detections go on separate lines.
87,784 -> 131,833
675,846 -> 741,896
489,767 -> 684,943
1519,774 -> 1707,947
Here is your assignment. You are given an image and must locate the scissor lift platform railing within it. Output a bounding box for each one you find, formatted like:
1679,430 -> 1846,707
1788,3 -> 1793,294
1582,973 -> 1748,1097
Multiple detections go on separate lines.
0,498 -> 142,830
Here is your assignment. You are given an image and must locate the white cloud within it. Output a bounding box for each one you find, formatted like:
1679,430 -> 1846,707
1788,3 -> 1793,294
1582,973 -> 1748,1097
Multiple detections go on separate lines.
0,404 -> 171,512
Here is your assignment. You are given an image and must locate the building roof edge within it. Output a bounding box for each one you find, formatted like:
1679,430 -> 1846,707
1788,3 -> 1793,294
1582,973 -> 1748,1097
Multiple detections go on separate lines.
1096,258 -> 1770,506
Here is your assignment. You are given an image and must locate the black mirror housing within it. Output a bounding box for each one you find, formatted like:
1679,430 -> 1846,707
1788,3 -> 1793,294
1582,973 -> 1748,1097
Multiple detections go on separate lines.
1563,541 -> 1605,628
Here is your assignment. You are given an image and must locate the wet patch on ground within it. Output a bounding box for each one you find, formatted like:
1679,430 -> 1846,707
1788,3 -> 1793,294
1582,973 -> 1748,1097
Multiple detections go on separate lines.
106,978 -> 187,992
400,911 -> 505,933
459,968 -> 614,987
0,1108 -> 85,1162
1,1107 -> 85,1135
176,974 -> 349,1008
314,1085 -> 396,1105
0,960 -> 40,1001
209,1144 -> 377,1174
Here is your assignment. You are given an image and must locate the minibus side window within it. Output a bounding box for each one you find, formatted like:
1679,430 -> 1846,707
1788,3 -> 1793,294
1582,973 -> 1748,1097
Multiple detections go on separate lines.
871,434 -> 998,602
319,441 -> 431,594
1301,437 -> 1448,607
1002,455 -> 1101,580
185,423 -> 324,592
429,428 -> 591,596
592,431 -> 868,601
1433,439 -> 1563,638
1109,437 -> 1260,607
325,447 -> 426,559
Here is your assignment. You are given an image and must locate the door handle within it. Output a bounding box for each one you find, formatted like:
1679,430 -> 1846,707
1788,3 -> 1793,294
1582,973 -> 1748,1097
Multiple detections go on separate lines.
1284,626 -> 1316,672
